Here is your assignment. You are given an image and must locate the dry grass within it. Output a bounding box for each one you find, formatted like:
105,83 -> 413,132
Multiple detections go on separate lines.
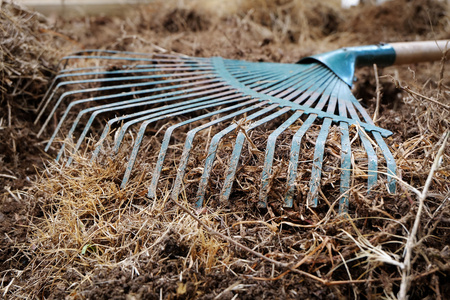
7,147 -> 234,297
1,0 -> 449,299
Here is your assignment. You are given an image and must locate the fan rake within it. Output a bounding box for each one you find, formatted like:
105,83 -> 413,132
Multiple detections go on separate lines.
36,40 -> 448,213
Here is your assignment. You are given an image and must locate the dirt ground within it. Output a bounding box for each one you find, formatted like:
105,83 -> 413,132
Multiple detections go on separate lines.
1,0 -> 449,299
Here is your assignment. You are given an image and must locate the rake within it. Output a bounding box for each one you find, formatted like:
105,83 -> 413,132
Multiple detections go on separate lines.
36,40 -> 449,213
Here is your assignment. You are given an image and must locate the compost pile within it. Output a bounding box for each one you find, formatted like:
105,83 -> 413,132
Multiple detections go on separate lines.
1,0 -> 449,299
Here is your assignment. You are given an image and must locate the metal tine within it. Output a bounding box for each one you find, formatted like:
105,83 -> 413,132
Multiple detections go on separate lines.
149,98 -> 261,199
56,62 -> 208,75
307,79 -> 340,207
37,72 -> 216,137
258,69 -> 331,207
168,64 -> 322,205
63,49 -> 210,60
284,72 -> 339,207
36,57 -> 212,120
88,84 -> 229,159
197,68 -> 337,207
46,79 -> 223,151
220,107 -> 292,202
337,82 -> 352,213
224,64 -> 287,78
284,114 -> 317,208
36,63 -> 167,114
241,66 -> 327,94
220,70 -> 291,90
61,86 -> 234,164
342,87 -> 397,194
91,91 -> 243,160
220,69 -> 334,204
37,53 -> 211,110
343,89 -> 378,191
36,52 -> 205,112
195,102 -> 275,207
372,132 -> 396,193
110,88 -> 235,153
60,51 -> 210,62
60,49 -> 186,58
56,63 -> 212,78
339,122 -> 351,213
53,52 -> 208,81
58,53 -> 209,67
258,110 -> 304,207
45,65 -> 214,91
224,60 -> 325,100
230,63 -> 322,88
224,64 -> 299,83
118,93 -> 251,188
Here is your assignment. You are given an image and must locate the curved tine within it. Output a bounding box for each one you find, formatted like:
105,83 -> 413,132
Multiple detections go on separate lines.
281,71 -> 338,207
37,59 -> 212,121
345,88 -> 376,126
195,102 -> 274,208
372,131 -> 396,194
63,88 -> 234,164
230,66 -> 295,83
358,131 -> 378,191
307,118 -> 333,207
220,107 -> 292,203
339,122 -> 351,214
227,68 -> 285,82
346,84 -> 396,192
276,68 -> 333,103
61,49 -> 174,58
36,73 -> 65,118
58,66 -> 111,74
45,80 -> 223,150
234,72 -> 292,92
226,59 -> 306,75
119,95 -> 249,188
52,65 -> 213,84
110,88 -> 233,153
58,54 -> 210,67
343,90 -> 378,191
284,115 -> 317,207
37,73 -> 218,138
336,82 -> 352,214
256,69 -> 326,207
35,79 -> 68,126
295,68 -> 336,107
307,78 -> 340,207
90,89 -> 235,161
259,110 -> 304,207
56,62 -> 206,75
36,65 -> 111,117
253,67 -> 331,108
148,98 -> 260,199
36,68 -> 210,125
246,65 -> 327,95
51,82 -> 226,154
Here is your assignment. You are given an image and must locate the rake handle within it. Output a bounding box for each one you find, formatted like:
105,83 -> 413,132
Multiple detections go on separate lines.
299,40 -> 450,86
390,40 -> 450,65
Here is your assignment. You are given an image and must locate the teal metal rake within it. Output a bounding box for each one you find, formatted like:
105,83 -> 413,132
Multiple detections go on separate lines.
36,40 -> 448,213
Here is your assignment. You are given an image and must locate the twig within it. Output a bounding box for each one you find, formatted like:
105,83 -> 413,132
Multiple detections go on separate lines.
398,131 -> 449,300
394,79 -> 450,110
373,64 -> 382,123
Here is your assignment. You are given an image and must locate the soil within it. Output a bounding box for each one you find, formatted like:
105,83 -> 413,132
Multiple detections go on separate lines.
1,0 -> 449,299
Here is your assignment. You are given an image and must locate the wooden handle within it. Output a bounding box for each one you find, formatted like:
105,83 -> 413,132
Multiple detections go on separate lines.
390,40 -> 450,65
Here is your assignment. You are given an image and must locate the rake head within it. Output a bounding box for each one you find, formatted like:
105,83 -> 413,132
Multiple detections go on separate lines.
36,49 -> 397,213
